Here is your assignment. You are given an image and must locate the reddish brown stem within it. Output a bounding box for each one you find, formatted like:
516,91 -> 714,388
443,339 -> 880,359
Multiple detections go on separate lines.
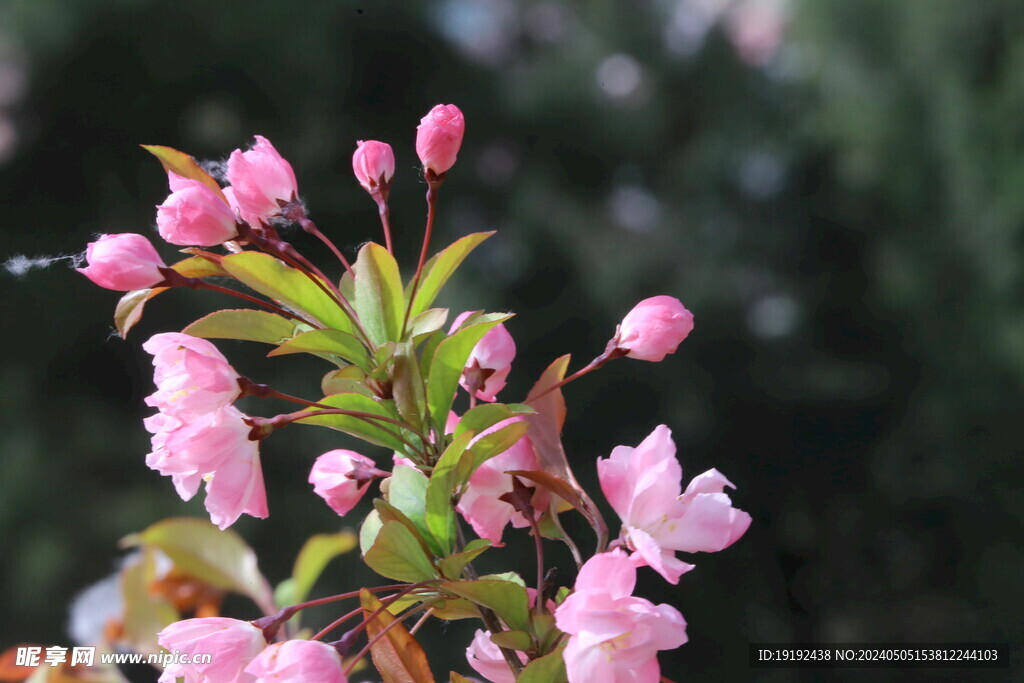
400,172 -> 444,338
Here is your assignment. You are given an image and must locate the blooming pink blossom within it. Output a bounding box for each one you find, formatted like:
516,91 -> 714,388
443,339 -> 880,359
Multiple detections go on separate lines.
465,628 -> 528,683
457,429 -> 544,546
415,104 -> 465,175
143,333 -> 241,421
597,425 -> 751,583
309,449 -> 386,516
157,617 -> 265,683
617,295 -> 694,362
77,233 -> 167,291
226,135 -> 298,225
145,406 -> 268,529
450,311 -> 516,402
554,550 -> 687,683
156,174 -> 238,246
352,140 -> 395,193
245,639 -> 347,682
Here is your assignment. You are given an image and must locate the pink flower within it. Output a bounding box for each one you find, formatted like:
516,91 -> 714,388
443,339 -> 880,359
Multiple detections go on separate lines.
145,406 -> 268,529
415,104 -> 465,175
554,550 -> 687,683
156,173 -> 238,246
77,233 -> 166,291
245,639 -> 347,682
309,449 -> 387,517
617,296 -> 694,362
450,311 -> 516,402
457,429 -> 544,546
157,617 -> 266,683
597,425 -> 751,583
143,333 -> 241,421
465,629 -> 528,683
226,135 -> 298,225
352,140 -> 395,193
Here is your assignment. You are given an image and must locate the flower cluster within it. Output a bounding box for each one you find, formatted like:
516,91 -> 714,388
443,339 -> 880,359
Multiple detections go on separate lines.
65,102 -> 748,682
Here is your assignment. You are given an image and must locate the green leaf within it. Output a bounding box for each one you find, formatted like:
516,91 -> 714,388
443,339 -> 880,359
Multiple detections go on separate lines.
392,341 -> 426,430
220,251 -> 354,332
354,242 -> 405,344
489,629 -> 533,652
360,590 -> 436,683
120,548 -> 178,655
121,517 -> 275,614
426,313 -> 513,426
321,366 -> 369,395
114,287 -> 167,338
387,464 -> 443,557
364,520 -> 438,583
437,538 -> 491,580
171,254 -> 229,278
518,647 -> 568,683
454,403 -> 535,438
142,144 -> 227,201
440,579 -> 531,632
425,431 -> 475,555
267,328 -> 371,368
408,307 -> 450,341
276,532 -> 358,608
408,231 -> 494,316
295,392 -> 406,452
469,420 -> 531,472
374,499 -> 436,561
360,509 -> 384,555
183,309 -> 301,345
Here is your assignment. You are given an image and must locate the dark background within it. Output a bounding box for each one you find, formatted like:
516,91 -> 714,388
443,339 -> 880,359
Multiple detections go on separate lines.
1,0 -> 1021,681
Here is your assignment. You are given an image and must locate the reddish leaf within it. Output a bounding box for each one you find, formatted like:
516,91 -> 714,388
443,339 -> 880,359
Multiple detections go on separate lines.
360,590 -> 435,683
524,356 -> 609,551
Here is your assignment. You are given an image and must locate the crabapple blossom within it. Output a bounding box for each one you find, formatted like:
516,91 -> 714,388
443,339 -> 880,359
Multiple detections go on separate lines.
457,429 -> 544,545
465,628 -> 528,683
143,333 -> 241,421
352,140 -> 395,193
77,233 -> 166,291
415,104 -> 465,175
145,406 -> 268,529
156,174 -> 237,246
226,135 -> 298,225
450,311 -> 516,402
617,295 -> 694,362
554,550 -> 687,683
157,617 -> 266,683
245,639 -> 347,682
598,425 -> 751,583
309,449 -> 387,516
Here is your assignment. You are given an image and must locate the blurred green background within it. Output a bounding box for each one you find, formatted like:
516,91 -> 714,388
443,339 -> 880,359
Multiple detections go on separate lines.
1,0 -> 1022,680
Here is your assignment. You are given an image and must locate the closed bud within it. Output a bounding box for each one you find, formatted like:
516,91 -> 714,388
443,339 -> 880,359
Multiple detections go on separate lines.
77,233 -> 166,291
415,104 -> 465,175
352,140 -> 395,194
617,295 -> 694,362
156,174 -> 238,246
226,135 -> 298,225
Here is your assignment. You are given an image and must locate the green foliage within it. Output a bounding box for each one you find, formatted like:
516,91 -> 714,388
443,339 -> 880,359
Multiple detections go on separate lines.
353,241 -> 406,345
439,578 -> 531,632
184,309 -> 303,345
267,328 -> 370,367
363,520 -> 438,583
407,231 -> 494,317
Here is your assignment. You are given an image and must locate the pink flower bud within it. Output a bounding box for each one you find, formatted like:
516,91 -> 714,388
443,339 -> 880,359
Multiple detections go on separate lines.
157,617 -> 265,683
618,295 -> 694,362
77,233 -> 167,291
415,104 -> 465,175
309,449 -> 385,517
143,333 -> 241,421
145,406 -> 268,530
226,135 -> 298,225
156,174 -> 238,246
352,140 -> 395,193
465,629 -> 527,683
450,311 -> 516,402
245,639 -> 347,683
